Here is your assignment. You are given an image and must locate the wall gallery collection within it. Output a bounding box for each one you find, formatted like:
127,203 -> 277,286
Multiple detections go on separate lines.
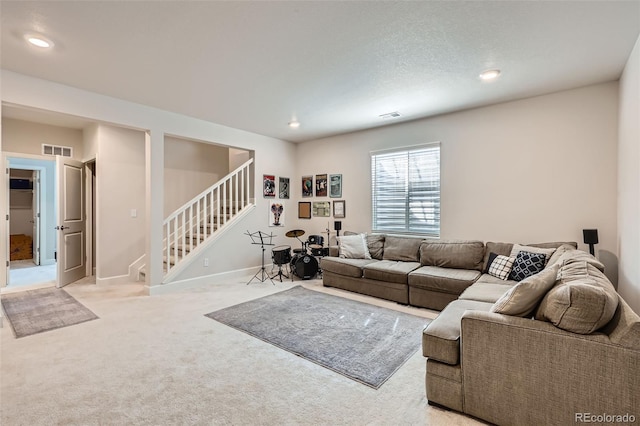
263,174 -> 345,222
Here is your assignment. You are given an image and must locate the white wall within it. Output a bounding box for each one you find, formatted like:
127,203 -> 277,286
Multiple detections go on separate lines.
95,124 -> 147,280
295,82 -> 619,264
229,148 -> 251,170
171,141 -> 298,281
617,35 -> 640,314
1,70 -> 297,291
0,119 -> 59,266
164,137 -> 230,216
2,118 -> 84,160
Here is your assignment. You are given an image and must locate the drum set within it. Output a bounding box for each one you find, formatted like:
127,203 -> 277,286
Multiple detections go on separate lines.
270,229 -> 329,281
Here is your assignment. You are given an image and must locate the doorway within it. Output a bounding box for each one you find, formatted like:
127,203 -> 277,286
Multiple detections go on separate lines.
7,162 -> 56,288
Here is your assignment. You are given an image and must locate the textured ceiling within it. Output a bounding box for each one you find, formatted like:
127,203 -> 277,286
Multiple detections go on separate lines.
1,1 -> 639,142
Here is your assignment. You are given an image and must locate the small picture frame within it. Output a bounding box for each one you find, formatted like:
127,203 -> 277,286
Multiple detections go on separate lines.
313,201 -> 330,217
263,175 -> 276,198
302,176 -> 313,197
269,202 -> 285,227
329,174 -> 342,198
298,201 -> 312,219
316,174 -> 328,197
333,200 -> 345,218
279,177 -> 290,199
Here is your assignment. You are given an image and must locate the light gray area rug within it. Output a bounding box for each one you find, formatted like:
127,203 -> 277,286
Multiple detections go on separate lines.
1,287 -> 98,338
206,286 -> 430,388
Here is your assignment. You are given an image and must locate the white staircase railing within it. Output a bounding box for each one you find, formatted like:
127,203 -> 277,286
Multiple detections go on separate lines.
163,158 -> 254,276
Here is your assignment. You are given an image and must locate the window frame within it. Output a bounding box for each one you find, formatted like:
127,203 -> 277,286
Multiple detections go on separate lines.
370,142 -> 441,237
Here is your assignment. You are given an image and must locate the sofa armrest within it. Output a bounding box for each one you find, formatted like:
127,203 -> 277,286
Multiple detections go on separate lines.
460,311 -> 640,426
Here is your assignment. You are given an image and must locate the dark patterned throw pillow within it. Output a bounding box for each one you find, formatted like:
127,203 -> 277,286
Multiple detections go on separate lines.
509,251 -> 546,281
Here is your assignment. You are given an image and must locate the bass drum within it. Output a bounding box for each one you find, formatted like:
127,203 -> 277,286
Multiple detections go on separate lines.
290,254 -> 319,280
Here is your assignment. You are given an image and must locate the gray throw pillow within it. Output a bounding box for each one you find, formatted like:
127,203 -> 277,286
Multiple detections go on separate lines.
491,264 -> 559,317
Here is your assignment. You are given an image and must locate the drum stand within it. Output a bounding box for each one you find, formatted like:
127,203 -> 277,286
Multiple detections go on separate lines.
270,263 -> 289,282
245,230 -> 275,285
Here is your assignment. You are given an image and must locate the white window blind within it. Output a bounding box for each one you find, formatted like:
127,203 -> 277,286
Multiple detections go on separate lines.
371,143 -> 440,236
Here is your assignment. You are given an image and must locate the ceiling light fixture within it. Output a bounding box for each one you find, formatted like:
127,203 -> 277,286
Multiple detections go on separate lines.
25,33 -> 54,49
479,69 -> 501,81
288,120 -> 300,128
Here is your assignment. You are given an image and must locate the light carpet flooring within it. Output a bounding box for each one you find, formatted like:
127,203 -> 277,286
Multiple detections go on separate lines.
1,275 -> 484,425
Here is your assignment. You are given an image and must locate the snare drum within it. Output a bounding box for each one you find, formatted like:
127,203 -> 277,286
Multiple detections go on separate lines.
272,245 -> 292,265
290,254 -> 319,280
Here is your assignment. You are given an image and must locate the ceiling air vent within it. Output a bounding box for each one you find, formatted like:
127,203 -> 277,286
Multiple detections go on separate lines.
379,111 -> 401,119
42,144 -> 73,158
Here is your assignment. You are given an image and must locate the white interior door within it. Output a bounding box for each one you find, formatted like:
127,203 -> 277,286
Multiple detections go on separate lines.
32,170 -> 40,265
56,157 -> 86,287
4,159 -> 9,287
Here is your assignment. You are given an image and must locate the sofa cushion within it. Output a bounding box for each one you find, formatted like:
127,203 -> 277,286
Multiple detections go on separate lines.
422,299 -> 493,365
338,234 -> 371,259
366,234 -> 385,260
508,251 -> 547,281
419,240 -> 485,270
320,257 -> 378,278
382,236 -> 423,262
491,264 -> 559,317
482,242 -> 514,271
546,243 -> 576,268
408,266 -> 481,295
554,249 -> 605,272
526,241 -> 578,250
536,264 -> 618,334
362,260 -> 421,284
459,281 -> 514,303
486,253 -> 514,280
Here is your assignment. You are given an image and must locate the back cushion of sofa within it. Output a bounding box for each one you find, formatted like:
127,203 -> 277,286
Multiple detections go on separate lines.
526,241 -> 578,250
536,261 -> 618,334
420,240 -> 485,270
366,234 -> 385,260
482,242 -> 514,271
382,236 -> 423,262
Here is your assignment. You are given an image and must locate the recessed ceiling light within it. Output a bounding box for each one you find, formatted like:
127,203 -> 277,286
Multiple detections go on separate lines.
288,120 -> 300,128
479,69 -> 501,81
25,33 -> 54,49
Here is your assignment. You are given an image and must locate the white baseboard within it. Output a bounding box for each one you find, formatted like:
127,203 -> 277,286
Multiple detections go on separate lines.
96,274 -> 133,286
146,266 -> 264,296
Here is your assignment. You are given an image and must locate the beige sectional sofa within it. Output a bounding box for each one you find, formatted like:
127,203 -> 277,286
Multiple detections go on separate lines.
320,235 -> 640,426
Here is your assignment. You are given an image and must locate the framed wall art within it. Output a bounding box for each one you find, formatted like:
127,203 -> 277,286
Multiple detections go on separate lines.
298,201 -> 311,219
329,174 -> 342,198
279,177 -> 290,199
316,174 -> 327,197
313,201 -> 330,217
263,174 -> 276,197
269,202 -> 285,227
333,200 -> 345,218
302,176 -> 313,197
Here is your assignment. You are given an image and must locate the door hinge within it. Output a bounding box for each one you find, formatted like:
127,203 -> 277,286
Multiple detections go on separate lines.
5,214 -> 8,221
6,261 -> 8,267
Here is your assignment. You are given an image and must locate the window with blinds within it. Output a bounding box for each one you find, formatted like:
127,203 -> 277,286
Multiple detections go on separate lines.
371,143 -> 440,236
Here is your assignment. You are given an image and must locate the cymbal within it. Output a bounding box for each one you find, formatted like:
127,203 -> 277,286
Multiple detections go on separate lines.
286,229 -> 305,238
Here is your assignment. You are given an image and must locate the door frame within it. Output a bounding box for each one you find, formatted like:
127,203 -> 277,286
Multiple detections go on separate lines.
2,153 -> 52,288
